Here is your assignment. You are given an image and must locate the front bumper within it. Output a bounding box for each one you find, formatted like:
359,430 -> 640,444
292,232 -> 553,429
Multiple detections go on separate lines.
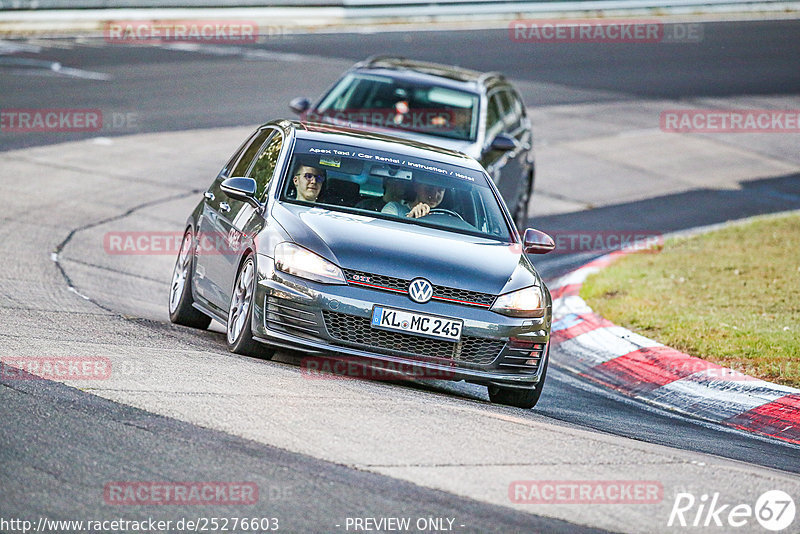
253,255 -> 551,389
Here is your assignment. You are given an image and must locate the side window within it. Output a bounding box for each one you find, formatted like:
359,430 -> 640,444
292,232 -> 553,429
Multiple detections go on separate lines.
497,91 -> 513,118
486,94 -> 503,135
508,90 -> 524,118
500,90 -> 522,130
221,134 -> 255,177
230,129 -> 271,178
247,132 -> 284,201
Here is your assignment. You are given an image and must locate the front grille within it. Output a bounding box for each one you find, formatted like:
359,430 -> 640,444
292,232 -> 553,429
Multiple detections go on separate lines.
322,310 -> 505,365
497,341 -> 545,374
460,337 -> 509,365
266,296 -> 323,339
344,269 -> 495,308
433,286 -> 494,307
345,270 -> 406,293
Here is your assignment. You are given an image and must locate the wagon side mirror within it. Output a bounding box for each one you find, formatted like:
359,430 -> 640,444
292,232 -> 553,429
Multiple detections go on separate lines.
488,133 -> 517,153
289,97 -> 311,114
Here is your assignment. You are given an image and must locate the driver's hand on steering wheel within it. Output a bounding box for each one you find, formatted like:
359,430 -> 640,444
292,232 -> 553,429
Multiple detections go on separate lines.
406,202 -> 431,219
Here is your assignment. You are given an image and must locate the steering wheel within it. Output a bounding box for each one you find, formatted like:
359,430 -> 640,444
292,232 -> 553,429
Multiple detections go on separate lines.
427,208 -> 465,221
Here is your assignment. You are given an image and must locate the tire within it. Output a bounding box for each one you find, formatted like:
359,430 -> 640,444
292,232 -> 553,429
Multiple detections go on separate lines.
226,253 -> 274,359
513,171 -> 533,231
169,229 -> 212,329
488,357 -> 548,409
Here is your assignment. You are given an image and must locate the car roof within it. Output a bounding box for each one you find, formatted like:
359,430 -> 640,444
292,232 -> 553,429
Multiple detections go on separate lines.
350,56 -> 509,93
282,120 -> 487,172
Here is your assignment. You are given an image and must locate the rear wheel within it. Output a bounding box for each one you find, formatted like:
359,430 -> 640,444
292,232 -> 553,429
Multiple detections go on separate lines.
227,253 -> 274,359
488,358 -> 548,409
168,229 -> 212,329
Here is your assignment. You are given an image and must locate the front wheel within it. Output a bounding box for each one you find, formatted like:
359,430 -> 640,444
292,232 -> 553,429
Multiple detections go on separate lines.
168,229 -> 212,329
227,253 -> 273,359
488,358 -> 548,409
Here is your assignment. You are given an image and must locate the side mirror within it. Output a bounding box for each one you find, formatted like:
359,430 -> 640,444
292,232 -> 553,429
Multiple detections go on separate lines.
523,228 -> 555,254
289,97 -> 311,115
488,133 -> 517,153
221,177 -> 261,208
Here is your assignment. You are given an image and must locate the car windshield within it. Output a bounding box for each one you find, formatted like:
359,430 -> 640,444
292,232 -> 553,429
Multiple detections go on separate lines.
313,73 -> 479,142
281,139 -> 512,241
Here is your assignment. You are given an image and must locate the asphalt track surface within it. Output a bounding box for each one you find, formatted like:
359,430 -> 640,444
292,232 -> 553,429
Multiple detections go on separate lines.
1,19 -> 799,150
1,372 -> 602,534
1,18 -> 800,533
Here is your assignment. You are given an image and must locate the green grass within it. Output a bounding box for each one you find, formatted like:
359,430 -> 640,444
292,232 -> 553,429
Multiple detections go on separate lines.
580,214 -> 800,387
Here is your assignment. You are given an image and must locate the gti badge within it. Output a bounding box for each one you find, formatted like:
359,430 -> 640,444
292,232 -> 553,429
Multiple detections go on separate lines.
408,278 -> 433,304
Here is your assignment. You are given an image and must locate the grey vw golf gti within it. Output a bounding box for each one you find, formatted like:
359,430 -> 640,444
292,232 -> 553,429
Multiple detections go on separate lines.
169,120 -> 554,408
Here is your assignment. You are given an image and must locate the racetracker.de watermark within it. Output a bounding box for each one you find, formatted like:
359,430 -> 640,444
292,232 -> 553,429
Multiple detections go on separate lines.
104,231 -> 249,256
104,482 -> 259,505
300,356 -> 456,381
104,20 -> 260,44
302,108 -> 459,134
661,109 -> 800,133
509,19 -> 702,43
546,230 -> 663,254
0,109 -> 139,133
510,480 -> 663,504
1,356 -> 111,380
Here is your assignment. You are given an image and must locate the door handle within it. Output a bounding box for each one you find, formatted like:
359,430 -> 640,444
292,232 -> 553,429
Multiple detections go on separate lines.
219,202 -> 231,213
204,191 -> 215,201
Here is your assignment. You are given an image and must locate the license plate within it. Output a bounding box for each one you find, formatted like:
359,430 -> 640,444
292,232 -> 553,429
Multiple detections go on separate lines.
371,306 -> 463,342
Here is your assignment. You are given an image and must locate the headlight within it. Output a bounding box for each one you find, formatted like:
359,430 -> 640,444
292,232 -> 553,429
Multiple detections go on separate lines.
273,242 -> 346,285
491,286 -> 545,318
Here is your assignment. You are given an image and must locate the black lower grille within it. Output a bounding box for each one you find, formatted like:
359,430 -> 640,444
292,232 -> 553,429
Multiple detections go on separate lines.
266,296 -> 323,338
497,342 -> 545,374
460,337 -> 509,365
322,311 -> 504,365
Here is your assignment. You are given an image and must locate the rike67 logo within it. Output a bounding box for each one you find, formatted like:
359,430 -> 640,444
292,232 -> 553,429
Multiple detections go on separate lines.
668,490 -> 795,531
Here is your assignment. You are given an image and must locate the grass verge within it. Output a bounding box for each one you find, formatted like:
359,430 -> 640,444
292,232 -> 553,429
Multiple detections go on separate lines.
580,213 -> 800,388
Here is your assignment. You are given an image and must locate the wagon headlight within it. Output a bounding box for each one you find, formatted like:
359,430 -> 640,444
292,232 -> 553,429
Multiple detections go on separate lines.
491,285 -> 545,318
274,242 -> 346,285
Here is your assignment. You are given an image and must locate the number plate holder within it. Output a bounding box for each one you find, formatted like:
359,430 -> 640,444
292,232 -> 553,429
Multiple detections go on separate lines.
370,305 -> 463,342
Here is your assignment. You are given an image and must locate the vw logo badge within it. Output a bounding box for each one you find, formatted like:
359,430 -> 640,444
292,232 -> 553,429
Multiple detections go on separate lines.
408,278 -> 433,304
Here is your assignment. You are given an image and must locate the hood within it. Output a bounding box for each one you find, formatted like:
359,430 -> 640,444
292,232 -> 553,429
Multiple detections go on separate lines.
271,202 -> 539,295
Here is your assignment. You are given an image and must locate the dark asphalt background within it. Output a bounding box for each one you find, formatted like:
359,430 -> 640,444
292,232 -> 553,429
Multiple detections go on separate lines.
1,20 -> 798,151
